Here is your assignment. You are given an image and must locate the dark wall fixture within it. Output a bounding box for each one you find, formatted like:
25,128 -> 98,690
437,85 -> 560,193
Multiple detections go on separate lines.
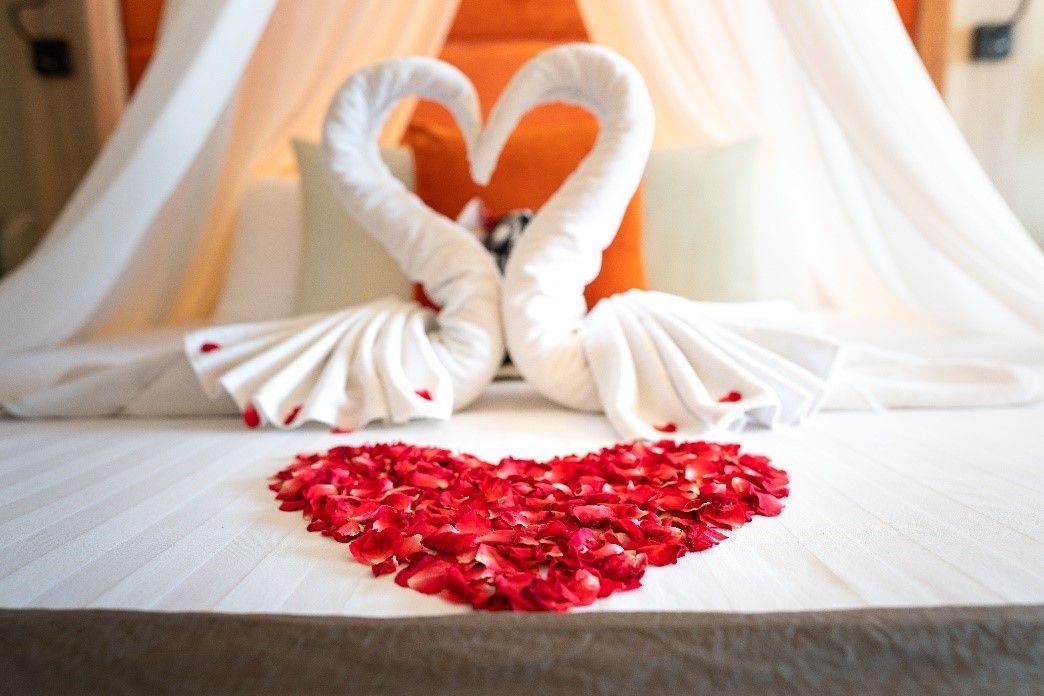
6,0 -> 72,77
973,0 -> 1033,60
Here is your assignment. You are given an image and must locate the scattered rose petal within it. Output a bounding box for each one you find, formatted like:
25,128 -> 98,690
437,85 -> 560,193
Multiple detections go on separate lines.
271,439 -> 787,612
199,342 -> 221,353
415,389 -> 433,401
371,558 -> 399,577
718,391 -> 743,403
242,403 -> 261,429
654,422 -> 677,433
283,405 -> 302,426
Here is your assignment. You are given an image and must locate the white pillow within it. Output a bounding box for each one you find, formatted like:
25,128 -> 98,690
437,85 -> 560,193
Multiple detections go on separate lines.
292,139 -> 414,314
643,139 -> 758,301
215,139 -> 759,322
213,176 -> 303,323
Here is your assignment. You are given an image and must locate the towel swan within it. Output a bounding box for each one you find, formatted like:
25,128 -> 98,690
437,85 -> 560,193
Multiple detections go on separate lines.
479,45 -> 1040,440
182,58 -> 504,429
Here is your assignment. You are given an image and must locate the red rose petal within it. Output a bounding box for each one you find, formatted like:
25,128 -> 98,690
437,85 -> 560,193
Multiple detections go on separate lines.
638,543 -> 686,566
199,342 -> 221,353
654,422 -> 678,433
415,389 -> 433,401
718,391 -> 743,403
395,556 -> 450,594
559,568 -> 600,607
283,405 -> 302,426
701,499 -> 748,529
242,403 -> 261,429
332,521 -> 361,542
371,558 -> 399,577
753,490 -> 785,517
349,527 -> 403,565
271,438 -> 788,612
424,529 -> 478,556
571,504 -> 614,524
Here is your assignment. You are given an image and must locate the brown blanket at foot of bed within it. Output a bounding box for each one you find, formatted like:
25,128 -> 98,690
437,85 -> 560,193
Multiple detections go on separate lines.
2,605 -> 1042,695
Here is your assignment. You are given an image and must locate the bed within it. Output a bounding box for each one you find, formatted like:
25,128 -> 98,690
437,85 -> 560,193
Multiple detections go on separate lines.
2,323 -> 1042,694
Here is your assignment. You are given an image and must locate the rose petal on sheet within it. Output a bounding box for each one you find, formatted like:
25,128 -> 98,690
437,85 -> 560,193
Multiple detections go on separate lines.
272,439 -> 787,611
349,527 -> 403,565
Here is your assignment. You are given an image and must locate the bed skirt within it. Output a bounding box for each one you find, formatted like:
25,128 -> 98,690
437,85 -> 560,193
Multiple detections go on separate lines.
2,605 -> 1041,695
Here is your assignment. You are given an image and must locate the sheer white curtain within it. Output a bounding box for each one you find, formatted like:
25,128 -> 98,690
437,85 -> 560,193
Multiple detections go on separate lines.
4,0 -> 1041,360
0,0 -> 459,356
579,0 -> 1044,336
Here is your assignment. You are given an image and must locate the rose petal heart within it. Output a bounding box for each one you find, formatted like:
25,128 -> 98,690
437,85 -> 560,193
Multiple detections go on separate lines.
271,440 -> 788,611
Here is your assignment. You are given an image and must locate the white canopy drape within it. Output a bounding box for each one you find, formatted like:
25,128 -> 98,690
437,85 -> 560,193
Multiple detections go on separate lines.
0,0 -> 1041,362
0,0 -> 460,356
579,0 -> 1044,335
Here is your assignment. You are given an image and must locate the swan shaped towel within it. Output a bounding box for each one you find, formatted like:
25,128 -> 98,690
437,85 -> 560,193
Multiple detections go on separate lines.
187,57 -> 503,430
488,45 -> 1041,441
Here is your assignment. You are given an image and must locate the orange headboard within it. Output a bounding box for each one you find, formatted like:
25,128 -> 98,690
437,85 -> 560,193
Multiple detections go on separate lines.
121,0 -> 164,91
894,0 -> 919,36
120,1 -> 923,95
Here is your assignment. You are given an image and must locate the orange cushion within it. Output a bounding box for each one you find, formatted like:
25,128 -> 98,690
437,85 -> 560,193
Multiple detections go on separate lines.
405,119 -> 646,309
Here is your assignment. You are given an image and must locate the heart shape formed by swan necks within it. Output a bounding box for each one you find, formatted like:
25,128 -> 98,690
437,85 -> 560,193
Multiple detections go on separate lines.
272,440 -> 788,611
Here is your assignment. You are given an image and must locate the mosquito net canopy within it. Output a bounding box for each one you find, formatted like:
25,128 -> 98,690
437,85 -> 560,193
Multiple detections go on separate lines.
0,0 -> 1041,359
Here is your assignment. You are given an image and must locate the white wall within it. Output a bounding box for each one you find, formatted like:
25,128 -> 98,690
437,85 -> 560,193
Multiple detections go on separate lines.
947,0 -> 1044,245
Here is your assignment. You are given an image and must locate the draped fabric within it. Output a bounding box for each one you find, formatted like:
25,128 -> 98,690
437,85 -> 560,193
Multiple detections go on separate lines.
0,0 -> 459,356
578,0 -> 1044,335
0,0 -> 1040,365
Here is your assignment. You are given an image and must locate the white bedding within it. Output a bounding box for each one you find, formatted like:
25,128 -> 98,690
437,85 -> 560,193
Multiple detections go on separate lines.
1,349 -> 1041,616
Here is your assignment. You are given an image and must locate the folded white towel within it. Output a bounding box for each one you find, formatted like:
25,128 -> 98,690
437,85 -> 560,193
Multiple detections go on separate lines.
183,57 -> 503,429
491,45 -> 1040,440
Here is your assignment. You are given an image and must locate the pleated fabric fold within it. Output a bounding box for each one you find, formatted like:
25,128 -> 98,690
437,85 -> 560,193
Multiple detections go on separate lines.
186,298 -> 452,429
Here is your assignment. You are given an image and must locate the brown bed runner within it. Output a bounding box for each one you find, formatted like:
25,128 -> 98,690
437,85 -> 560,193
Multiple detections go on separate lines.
3,605 -> 1042,695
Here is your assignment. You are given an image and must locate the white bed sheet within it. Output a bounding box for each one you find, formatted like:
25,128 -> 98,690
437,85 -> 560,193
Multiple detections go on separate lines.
1,368 -> 1041,618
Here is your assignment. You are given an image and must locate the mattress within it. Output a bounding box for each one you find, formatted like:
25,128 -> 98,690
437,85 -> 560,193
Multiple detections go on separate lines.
2,326 -> 1043,693
1,376 -> 1042,616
